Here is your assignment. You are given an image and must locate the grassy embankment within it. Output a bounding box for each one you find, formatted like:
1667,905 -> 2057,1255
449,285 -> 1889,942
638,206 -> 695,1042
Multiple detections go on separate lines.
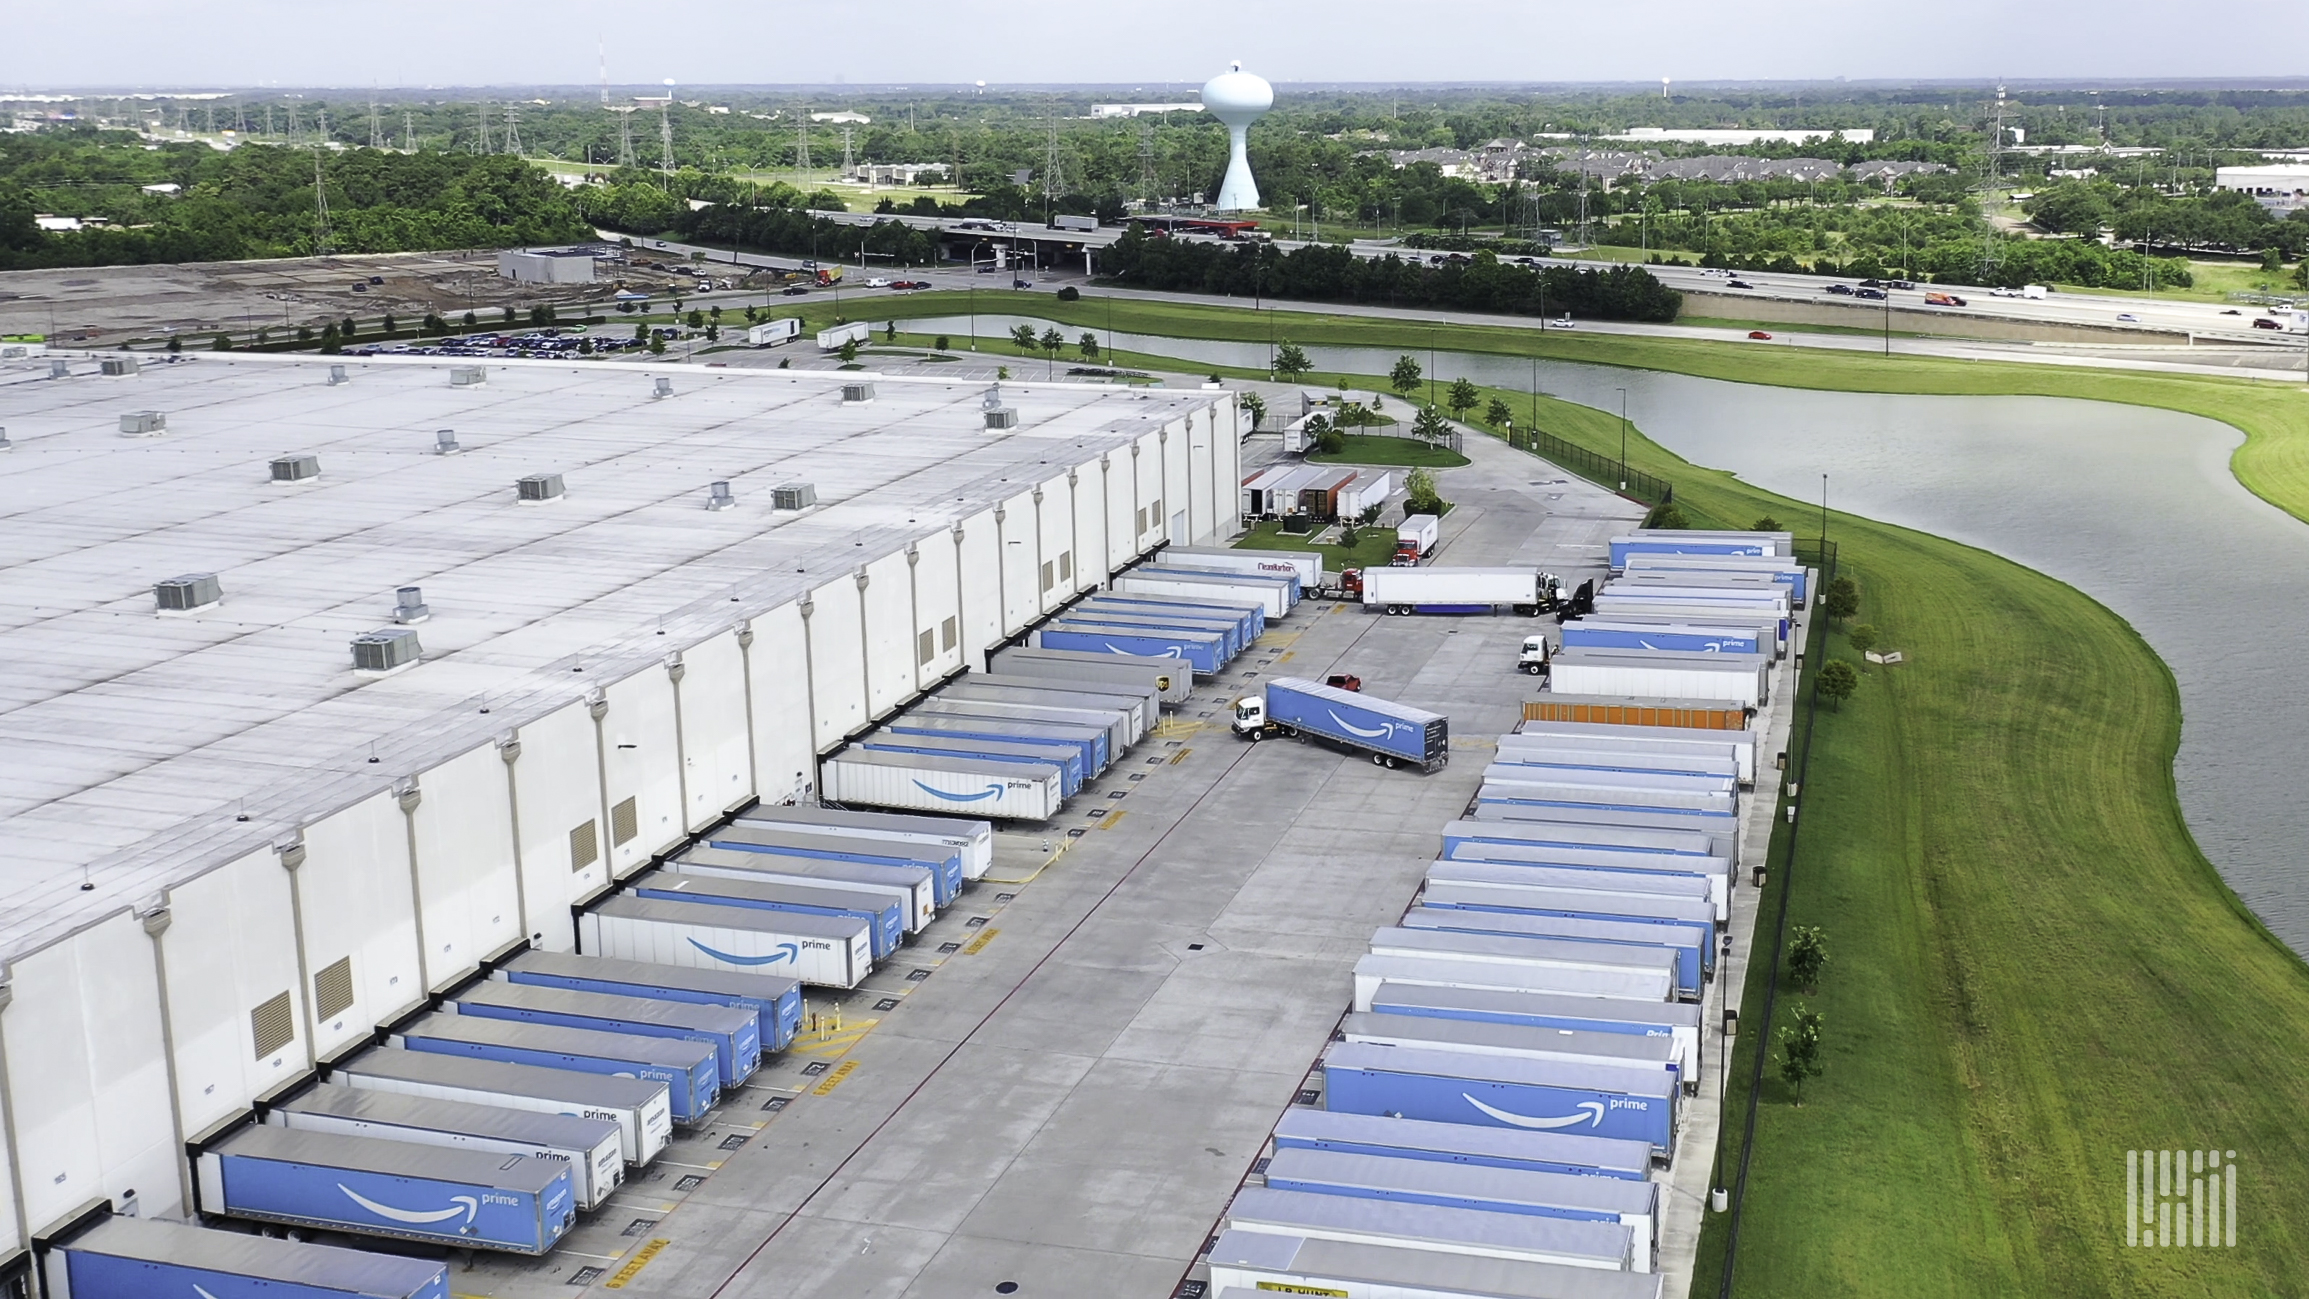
865,291 -> 2309,1295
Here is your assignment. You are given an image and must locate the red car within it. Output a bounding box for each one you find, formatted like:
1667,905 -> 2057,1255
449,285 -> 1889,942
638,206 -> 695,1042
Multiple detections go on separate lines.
1747,330 -> 1773,340
1325,673 -> 1363,692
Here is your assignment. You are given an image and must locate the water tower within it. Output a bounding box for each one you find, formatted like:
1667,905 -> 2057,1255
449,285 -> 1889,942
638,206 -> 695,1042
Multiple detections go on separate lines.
1202,61 -> 1273,211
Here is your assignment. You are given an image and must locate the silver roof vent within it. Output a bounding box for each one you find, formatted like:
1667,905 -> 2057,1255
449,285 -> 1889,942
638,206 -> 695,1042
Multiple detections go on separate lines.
392,586 -> 430,624
101,357 -> 140,377
327,364 -> 349,386
653,376 -> 674,399
435,428 -> 461,454
351,627 -> 423,674
270,454 -> 320,483
450,366 -> 487,387
48,359 -> 69,379
119,411 -> 166,437
981,383 -> 1004,410
707,481 -> 736,511
517,473 -> 566,503
772,482 -> 817,510
154,573 -> 222,614
841,381 -> 875,404
984,406 -> 1019,430
0,427 -> 11,452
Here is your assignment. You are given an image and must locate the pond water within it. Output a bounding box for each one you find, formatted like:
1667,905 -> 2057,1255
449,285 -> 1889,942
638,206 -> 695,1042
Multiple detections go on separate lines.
914,314 -> 2309,955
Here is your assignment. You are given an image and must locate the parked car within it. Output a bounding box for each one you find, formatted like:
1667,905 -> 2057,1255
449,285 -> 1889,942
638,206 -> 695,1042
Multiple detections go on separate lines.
1012,279 -> 1034,289
1747,330 -> 1773,340
368,275 -> 384,285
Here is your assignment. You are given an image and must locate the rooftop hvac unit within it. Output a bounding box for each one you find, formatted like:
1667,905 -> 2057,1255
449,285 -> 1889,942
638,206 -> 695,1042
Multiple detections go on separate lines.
435,428 -> 461,454
517,473 -> 566,502
983,407 -> 1019,430
270,454 -> 320,483
351,627 -> 423,673
0,427 -> 11,452
451,366 -> 487,387
154,573 -> 222,613
327,364 -> 349,386
119,411 -> 166,436
101,357 -> 140,377
392,586 -> 430,624
706,481 -> 736,511
772,482 -> 817,510
653,376 -> 674,399
841,382 -> 875,404
48,359 -> 69,379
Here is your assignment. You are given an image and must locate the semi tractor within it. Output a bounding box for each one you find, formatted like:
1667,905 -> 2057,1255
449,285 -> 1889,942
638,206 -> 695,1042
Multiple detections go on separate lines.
1233,676 -> 1448,772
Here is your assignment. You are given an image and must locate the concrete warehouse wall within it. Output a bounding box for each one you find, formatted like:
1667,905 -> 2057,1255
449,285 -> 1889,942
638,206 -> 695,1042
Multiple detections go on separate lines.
1675,289 -> 2191,343
0,394 -> 1242,1269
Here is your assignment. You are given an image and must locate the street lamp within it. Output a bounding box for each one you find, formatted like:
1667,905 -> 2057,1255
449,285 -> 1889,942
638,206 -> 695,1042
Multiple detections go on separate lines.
1616,387 -> 1629,491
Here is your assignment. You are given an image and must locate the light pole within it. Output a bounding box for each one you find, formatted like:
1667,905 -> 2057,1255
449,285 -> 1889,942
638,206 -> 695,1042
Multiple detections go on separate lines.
1820,473 -> 1829,552
1616,387 -> 1629,491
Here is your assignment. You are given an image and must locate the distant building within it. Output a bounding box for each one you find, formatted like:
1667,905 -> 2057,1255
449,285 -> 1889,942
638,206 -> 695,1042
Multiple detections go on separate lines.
496,247 -> 598,284
1090,103 -> 1205,119
849,162 -> 949,186
1607,127 -> 1876,146
810,111 -> 870,125
2216,164 -> 2309,214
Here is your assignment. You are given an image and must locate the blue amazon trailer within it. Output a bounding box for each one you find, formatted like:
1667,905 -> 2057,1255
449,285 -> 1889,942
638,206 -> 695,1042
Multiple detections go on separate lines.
1608,534 -> 1773,567
1320,1041 -> 1679,1163
1269,1108 -> 1651,1182
1068,601 -> 1247,658
581,893 -> 874,990
195,1125 -> 577,1255
1236,676 -> 1448,772
733,805 -> 994,881
1441,817 -> 1716,859
1560,621 -> 1763,655
1262,1147 -> 1659,1272
1035,622 -> 1225,677
709,823 -> 963,906
960,672 -> 1160,734
497,949 -> 802,1054
1367,982 -> 1703,1087
636,869 -> 904,959
1078,589 -> 1265,641
328,1047 -> 673,1167
919,689 -> 1134,758
676,844 -> 935,934
392,1011 -> 721,1124
447,981 -> 761,1088
270,1083 -> 626,1212
891,708 -> 1108,776
49,1215 -> 451,1299
856,730 -> 1084,796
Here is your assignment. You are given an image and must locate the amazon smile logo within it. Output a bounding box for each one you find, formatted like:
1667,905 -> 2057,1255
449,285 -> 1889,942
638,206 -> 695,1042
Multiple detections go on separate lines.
687,937 -> 800,966
340,1183 -> 478,1226
912,780 -> 1005,802
1462,1094 -> 1606,1129
1328,709 -> 1405,740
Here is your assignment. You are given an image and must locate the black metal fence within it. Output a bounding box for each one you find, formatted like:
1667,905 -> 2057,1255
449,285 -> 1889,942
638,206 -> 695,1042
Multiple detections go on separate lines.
1505,426 -> 1675,506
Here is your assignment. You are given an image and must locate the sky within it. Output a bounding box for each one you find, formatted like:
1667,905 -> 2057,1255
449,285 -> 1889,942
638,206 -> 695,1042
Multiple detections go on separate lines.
4,1 -> 2302,90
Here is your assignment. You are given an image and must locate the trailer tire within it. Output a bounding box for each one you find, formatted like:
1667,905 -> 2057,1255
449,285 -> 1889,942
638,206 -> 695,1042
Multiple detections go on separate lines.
1375,753 -> 1398,769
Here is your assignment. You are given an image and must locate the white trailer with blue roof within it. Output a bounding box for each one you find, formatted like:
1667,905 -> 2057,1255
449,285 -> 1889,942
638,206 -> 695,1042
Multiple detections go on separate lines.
270,1082 -> 626,1211
329,1046 -> 672,1166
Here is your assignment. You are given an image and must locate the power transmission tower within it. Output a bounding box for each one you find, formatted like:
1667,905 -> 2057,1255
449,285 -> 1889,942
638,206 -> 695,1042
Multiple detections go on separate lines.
1981,85 -> 2006,277
1137,117 -> 1158,209
840,125 -> 855,177
796,116 -> 812,172
1043,103 -> 1064,213
615,108 -> 636,167
264,103 -> 274,139
477,100 -> 490,154
404,110 -> 415,151
313,149 -> 333,256
598,41 -> 609,106
658,100 -> 674,175
504,101 -> 523,157
316,108 -> 328,146
368,93 -> 380,148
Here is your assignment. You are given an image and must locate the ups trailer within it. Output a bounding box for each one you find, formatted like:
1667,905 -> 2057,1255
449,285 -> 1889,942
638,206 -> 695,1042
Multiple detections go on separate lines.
1623,553 -> 1813,604
498,949 -> 802,1054
1608,533 -> 1779,568
1234,676 -> 1448,772
677,843 -> 936,933
1360,566 -> 1543,616
1488,744 -> 1743,785
393,1012 -> 720,1125
1367,982 -> 1702,1085
709,822 -> 963,904
990,645 -> 1190,703
1367,927 -> 1681,992
1559,619 -> 1763,656
1351,953 -> 1674,1013
1339,1011 -> 1682,1080
1078,592 -> 1260,648
329,1046 -> 671,1167
855,729 -> 1084,797
196,1125 -> 576,1255
270,1083 -> 625,1211
734,804 -> 994,881
582,892 -> 874,992
819,747 -> 1065,824
886,710 -> 1107,780
1111,567 -> 1295,616
1582,601 -> 1787,655
1520,694 -> 1752,733
1293,467 -> 1363,521
1407,901 -> 1713,993
954,671 -> 1160,734
1503,725 -> 1758,784
1263,1145 -> 1660,1269
46,1215 -> 450,1299
1223,1186 -> 1633,1273
447,980 -> 760,1088
1545,648 -> 1772,708
933,680 -> 1140,751
1206,1230 -> 1666,1299
1154,544 -> 1323,590
1034,620 -> 1225,676
1420,877 -> 1720,935
639,868 -> 903,960
1269,1108 -> 1652,1182
1433,852 -> 1727,925
1319,1041 -> 1680,1166
1439,817 -> 1717,860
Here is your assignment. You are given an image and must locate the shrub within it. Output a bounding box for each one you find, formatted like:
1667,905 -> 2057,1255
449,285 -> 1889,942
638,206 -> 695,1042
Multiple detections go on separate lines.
1056,285 -> 1080,301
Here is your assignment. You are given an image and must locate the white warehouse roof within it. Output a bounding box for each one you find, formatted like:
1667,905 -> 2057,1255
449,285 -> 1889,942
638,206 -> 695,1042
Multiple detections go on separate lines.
0,355 -> 1214,969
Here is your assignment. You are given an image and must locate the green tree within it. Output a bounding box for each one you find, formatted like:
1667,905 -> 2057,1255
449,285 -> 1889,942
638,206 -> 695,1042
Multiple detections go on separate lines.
1846,624 -> 1879,659
1412,404 -> 1453,444
1040,326 -> 1065,374
380,313 -> 397,335
1752,515 -> 1781,531
1404,465 -> 1446,516
1010,323 -> 1036,354
1778,1007 -> 1825,1104
461,311 -> 478,330
934,335 -> 950,352
1817,658 -> 1858,710
166,334 -> 183,353
1275,340 -> 1313,381
997,365 -> 1011,380
2294,260 -> 2309,291
1238,392 -> 1266,431
709,305 -> 723,323
1389,354 -> 1423,396
648,335 -> 667,355
744,305 -> 761,324
838,338 -> 859,364
1484,396 -> 1514,428
340,316 -> 357,338
1787,925 -> 1829,993
500,305 -> 517,325
1446,377 -> 1480,422
1822,574 -> 1860,623
686,310 -> 705,330
211,333 -> 232,351
1079,331 -> 1100,361
705,323 -> 719,342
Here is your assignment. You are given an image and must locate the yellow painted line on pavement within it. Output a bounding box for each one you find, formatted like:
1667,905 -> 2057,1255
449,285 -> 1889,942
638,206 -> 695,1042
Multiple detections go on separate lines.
790,1020 -> 878,1058
962,927 -> 1000,955
603,1237 -> 672,1289
1099,810 -> 1127,830
812,1059 -> 860,1095
1169,747 -> 1193,765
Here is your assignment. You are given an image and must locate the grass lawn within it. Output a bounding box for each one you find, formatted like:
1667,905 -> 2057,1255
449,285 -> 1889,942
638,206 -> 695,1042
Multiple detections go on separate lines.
943,294 -> 2309,1294
1307,434 -> 1469,468
1677,314 -> 1937,340
1234,519 -> 1400,570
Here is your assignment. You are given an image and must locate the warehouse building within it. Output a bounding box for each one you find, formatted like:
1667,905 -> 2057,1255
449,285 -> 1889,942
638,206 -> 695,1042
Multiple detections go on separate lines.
495,246 -> 600,283
0,354 -> 1241,1282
